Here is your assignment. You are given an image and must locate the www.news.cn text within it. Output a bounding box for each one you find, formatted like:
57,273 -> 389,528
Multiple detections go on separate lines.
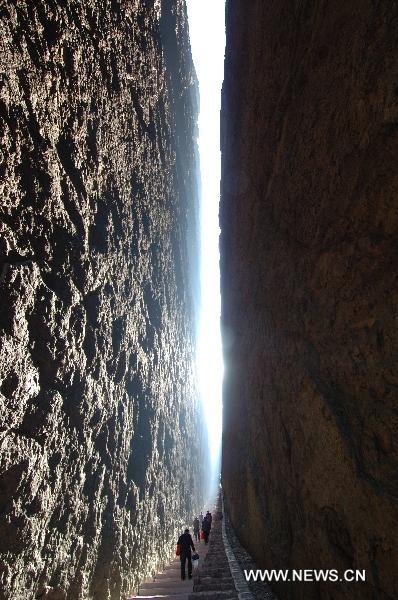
244,569 -> 366,583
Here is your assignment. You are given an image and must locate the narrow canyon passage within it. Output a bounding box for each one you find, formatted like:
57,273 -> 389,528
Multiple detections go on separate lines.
1,1 -> 397,600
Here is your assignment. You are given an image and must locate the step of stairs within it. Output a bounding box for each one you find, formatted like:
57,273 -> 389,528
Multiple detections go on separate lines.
129,496 -> 237,600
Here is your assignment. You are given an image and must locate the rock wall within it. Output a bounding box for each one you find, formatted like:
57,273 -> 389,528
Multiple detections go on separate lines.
0,1 -> 206,598
221,2 -> 398,599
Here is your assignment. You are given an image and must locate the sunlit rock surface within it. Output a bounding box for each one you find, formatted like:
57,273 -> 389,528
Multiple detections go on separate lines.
0,1 -> 206,598
220,2 -> 398,599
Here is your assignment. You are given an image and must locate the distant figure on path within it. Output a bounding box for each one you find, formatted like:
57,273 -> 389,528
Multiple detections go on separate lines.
177,528 -> 195,580
193,517 -> 200,542
202,515 -> 211,544
199,511 -> 204,527
206,511 -> 213,526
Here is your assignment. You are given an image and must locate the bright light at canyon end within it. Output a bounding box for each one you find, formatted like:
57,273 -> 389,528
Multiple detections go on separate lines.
186,0 -> 225,470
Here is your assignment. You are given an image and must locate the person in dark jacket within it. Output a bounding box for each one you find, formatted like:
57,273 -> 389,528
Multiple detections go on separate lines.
202,516 -> 211,544
177,528 -> 196,580
193,517 -> 200,542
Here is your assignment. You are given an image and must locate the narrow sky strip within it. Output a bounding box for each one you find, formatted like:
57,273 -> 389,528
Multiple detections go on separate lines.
186,0 -> 225,469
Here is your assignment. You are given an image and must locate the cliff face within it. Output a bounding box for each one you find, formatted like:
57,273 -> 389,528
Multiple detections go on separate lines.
221,2 -> 398,599
0,1 -> 205,598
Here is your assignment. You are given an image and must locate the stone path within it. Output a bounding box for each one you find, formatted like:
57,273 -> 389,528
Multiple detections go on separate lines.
132,555 -> 196,599
129,493 -> 243,600
128,512 -> 211,599
190,500 -> 239,600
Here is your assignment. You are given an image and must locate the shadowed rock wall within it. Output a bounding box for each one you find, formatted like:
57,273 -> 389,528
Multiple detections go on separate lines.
0,1 -> 206,598
220,2 -> 398,599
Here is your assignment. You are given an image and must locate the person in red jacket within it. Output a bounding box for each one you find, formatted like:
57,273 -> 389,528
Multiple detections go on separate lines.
177,528 -> 196,580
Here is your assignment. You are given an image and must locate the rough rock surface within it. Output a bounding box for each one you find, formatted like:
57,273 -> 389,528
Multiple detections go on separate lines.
223,503 -> 275,600
220,2 -> 398,599
0,1 -> 206,598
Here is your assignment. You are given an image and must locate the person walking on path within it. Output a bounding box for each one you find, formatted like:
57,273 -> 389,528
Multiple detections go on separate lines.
193,517 -> 200,542
206,510 -> 213,526
202,515 -> 211,544
177,528 -> 196,580
199,511 -> 204,527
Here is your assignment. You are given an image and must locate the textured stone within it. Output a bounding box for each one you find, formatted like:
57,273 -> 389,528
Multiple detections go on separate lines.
0,1 -> 207,598
223,503 -> 274,600
220,2 -> 398,599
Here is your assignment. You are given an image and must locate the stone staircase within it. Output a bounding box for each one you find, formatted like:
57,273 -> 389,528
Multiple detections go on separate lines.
129,494 -> 241,600
189,517 -> 238,600
190,497 -> 239,600
134,556 -> 194,598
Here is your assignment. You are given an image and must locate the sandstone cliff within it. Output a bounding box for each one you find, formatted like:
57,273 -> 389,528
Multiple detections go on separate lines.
221,2 -> 398,599
0,1 -> 205,598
